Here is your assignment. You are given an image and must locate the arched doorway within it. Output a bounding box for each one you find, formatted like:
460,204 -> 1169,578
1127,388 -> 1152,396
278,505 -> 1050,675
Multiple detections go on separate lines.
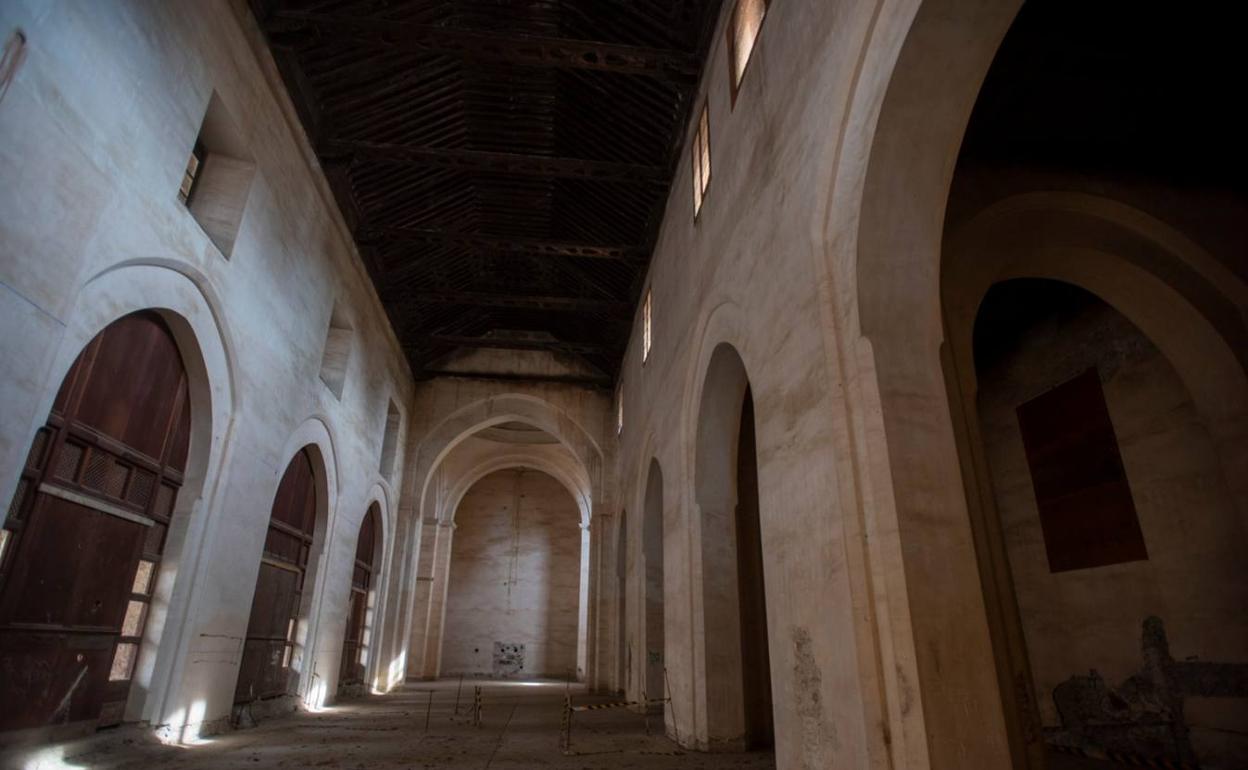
234,447 -> 320,706
440,468 -> 583,680
852,0 -> 1248,764
616,509 -> 628,695
641,460 -> 664,706
957,278 -> 1248,768
0,311 -> 192,735
340,503 -> 380,693
693,343 -> 774,750
935,2 -> 1248,767
401,395 -> 602,686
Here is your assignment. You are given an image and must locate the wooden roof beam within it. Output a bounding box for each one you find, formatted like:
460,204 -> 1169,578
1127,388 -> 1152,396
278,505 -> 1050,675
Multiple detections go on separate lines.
267,11 -> 699,83
362,226 -> 644,262
413,368 -> 613,388
423,334 -> 614,356
403,292 -> 630,315
322,139 -> 667,184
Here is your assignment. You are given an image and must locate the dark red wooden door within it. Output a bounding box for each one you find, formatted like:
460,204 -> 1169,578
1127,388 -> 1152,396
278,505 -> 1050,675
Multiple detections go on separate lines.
0,312 -> 191,733
339,505 -> 377,687
235,449 -> 317,703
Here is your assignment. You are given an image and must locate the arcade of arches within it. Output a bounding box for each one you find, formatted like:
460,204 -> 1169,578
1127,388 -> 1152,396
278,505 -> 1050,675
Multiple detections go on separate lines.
0,1 -> 1243,769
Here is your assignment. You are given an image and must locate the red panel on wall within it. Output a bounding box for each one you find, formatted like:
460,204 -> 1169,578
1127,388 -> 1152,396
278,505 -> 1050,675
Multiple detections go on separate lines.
1016,368 -> 1147,572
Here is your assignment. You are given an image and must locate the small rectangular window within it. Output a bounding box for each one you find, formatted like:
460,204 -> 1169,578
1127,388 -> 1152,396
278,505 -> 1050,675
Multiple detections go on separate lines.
178,142 -> 205,206
379,399 -> 402,478
132,559 -> 155,595
729,0 -> 770,100
691,104 -> 711,217
121,600 -> 147,637
181,93 -> 256,259
1017,368 -> 1147,572
108,642 -> 138,682
617,392 -> 624,435
320,301 -> 355,399
642,290 -> 652,363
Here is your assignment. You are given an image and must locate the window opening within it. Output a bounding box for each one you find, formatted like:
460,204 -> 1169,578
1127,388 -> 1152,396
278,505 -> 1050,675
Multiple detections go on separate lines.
691,104 -> 711,217
729,0 -> 770,100
379,399 -> 401,477
177,142 -> 205,206
180,92 -> 256,258
642,290 -> 653,363
319,301 -> 354,399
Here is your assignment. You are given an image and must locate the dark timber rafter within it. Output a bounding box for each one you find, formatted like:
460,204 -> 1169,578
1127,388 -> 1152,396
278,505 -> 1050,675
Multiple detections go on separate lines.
408,292 -> 631,315
267,11 -> 700,83
423,334 -> 614,357
250,0 -> 724,385
412,368 -> 613,387
360,227 -> 645,262
322,140 -> 667,184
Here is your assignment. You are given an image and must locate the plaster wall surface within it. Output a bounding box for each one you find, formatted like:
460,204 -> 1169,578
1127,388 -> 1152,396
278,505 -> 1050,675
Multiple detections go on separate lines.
441,469 -> 582,679
609,0 -> 903,764
0,0 -> 413,738
603,0 -> 1248,766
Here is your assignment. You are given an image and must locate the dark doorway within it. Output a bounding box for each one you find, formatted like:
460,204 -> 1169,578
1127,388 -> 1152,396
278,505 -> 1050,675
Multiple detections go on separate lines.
735,388 -> 773,749
235,448 -> 318,704
0,311 -> 191,734
642,461 -> 665,705
617,510 -> 628,695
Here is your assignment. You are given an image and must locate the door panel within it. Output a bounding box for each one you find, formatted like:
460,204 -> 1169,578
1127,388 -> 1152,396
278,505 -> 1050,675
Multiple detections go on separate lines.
247,563 -> 300,641
338,505 -> 377,688
0,311 -> 190,734
1,496 -> 143,627
235,449 -> 317,703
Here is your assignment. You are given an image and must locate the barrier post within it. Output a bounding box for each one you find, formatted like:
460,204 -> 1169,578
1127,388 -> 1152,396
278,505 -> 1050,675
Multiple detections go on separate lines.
664,666 -> 678,745
559,692 -> 573,754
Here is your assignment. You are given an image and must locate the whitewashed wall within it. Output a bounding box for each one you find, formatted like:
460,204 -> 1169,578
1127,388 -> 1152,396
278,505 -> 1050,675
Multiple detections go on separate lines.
0,0 -> 413,738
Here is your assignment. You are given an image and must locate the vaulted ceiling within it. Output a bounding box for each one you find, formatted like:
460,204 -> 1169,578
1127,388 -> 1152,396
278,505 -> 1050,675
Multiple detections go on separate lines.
249,0 -> 724,387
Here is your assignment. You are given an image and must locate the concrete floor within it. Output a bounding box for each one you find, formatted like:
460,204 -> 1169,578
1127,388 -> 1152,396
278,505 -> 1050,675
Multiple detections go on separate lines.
9,681 -> 777,770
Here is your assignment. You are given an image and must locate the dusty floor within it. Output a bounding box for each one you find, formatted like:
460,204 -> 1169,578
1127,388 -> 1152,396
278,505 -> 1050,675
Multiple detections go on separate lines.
1,680 -> 1143,770
6,680 -> 777,769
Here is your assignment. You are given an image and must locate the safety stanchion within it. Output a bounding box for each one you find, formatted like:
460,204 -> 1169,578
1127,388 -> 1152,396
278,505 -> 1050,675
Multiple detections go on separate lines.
558,695 -> 671,756
664,666 -> 680,746
559,692 -> 573,754
472,685 -> 483,727
565,697 -> 668,712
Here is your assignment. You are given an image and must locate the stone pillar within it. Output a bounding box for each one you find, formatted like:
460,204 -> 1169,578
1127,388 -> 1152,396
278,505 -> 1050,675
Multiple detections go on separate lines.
404,518 -> 441,680
576,520 -> 591,681
420,521 -> 456,679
